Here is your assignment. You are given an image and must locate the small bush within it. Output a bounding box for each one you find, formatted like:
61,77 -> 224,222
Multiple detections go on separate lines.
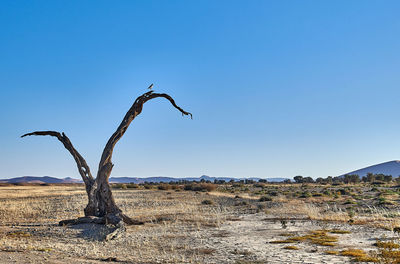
234,201 -> 248,206
158,184 -> 172,190
372,181 -> 385,185
201,199 -> 214,205
268,191 -> 279,196
113,183 -> 127,189
184,183 -> 216,192
312,193 -> 323,197
299,191 -> 312,198
343,199 -> 356,205
257,204 -> 266,211
338,189 -> 350,195
377,197 -> 394,205
171,185 -> 183,191
259,195 -> 272,202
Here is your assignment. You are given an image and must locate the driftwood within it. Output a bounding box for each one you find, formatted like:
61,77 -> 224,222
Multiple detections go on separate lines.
22,90 -> 191,235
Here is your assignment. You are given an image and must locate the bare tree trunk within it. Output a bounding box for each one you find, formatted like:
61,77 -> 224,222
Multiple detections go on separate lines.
20,131 -> 98,216
22,90 -> 192,228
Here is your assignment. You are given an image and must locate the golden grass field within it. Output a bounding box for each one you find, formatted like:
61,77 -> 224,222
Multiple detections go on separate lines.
1,183 -> 400,263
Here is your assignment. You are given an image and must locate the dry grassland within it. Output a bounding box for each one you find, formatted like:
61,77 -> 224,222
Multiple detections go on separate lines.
0,184 -> 400,263
0,185 -> 236,263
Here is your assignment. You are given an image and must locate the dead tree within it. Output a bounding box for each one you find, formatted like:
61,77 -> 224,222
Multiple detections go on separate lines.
22,90 -> 192,231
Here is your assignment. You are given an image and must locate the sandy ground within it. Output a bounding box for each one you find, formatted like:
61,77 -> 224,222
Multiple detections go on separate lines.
0,186 -> 397,263
204,214 -> 391,263
0,213 -> 395,263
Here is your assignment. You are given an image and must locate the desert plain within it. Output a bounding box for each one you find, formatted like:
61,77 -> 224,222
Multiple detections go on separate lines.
1,182 -> 400,263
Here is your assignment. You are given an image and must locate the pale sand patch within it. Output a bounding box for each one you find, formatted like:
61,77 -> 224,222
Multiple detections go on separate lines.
202,213 -> 392,263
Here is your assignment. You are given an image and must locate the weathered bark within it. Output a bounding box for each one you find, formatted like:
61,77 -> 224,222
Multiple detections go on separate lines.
22,90 -> 191,228
20,131 -> 97,216
93,91 -> 192,224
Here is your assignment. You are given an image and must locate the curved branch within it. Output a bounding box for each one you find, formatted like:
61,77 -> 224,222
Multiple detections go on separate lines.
21,131 -> 94,187
97,91 -> 192,179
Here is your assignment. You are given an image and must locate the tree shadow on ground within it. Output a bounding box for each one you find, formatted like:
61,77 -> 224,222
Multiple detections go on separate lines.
68,223 -> 118,241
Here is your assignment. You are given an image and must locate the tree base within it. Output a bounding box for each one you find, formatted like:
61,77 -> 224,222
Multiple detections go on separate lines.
58,214 -> 144,227
59,216 -> 106,226
58,214 -> 143,241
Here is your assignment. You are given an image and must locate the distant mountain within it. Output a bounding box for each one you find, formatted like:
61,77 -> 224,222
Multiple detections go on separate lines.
109,175 -> 289,183
0,176 -> 81,184
342,160 -> 400,178
0,175 -> 289,184
109,177 -> 177,184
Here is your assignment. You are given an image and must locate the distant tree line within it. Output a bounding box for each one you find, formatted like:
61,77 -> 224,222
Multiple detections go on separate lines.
291,173 -> 399,184
113,172 -> 400,187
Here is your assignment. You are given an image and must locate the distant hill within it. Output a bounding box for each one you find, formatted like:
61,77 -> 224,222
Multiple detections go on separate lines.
342,160 -> 400,178
0,175 -> 289,184
109,175 -> 289,183
0,176 -> 81,184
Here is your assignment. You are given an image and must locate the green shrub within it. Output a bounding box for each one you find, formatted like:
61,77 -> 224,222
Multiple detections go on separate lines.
300,191 -> 312,198
343,199 -> 356,205
322,190 -> 332,196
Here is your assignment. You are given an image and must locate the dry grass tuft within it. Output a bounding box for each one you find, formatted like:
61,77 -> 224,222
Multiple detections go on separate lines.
340,248 -> 378,262
6,231 -> 31,238
340,248 -> 366,257
270,229 -> 338,247
373,239 -> 400,263
327,229 -> 351,234
279,232 -> 293,237
283,245 -> 299,250
325,250 -> 339,255
376,240 -> 400,249
379,249 -> 400,263
37,247 -> 52,252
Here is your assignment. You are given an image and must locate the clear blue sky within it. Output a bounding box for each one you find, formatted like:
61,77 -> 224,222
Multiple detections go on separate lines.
1,1 -> 400,180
